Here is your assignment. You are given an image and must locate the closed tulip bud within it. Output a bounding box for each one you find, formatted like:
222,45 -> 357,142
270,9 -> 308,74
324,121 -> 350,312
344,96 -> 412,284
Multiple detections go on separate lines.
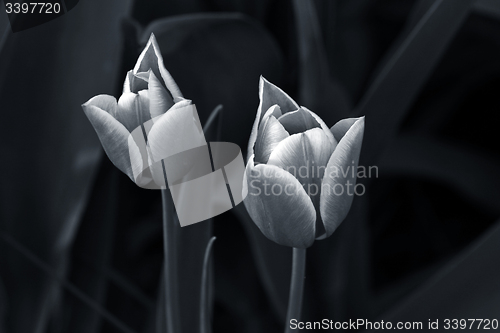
243,77 -> 365,248
82,34 -> 205,188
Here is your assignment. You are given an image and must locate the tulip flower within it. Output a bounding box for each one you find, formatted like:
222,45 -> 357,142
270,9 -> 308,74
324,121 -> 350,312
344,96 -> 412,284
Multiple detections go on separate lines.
243,77 -> 365,249
82,33 -> 205,189
82,33 -> 208,333
243,77 -> 365,333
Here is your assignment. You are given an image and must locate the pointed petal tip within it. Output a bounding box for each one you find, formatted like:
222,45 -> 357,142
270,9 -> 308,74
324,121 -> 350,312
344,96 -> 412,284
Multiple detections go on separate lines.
82,95 -> 117,115
259,77 -> 299,114
330,116 -> 365,142
148,33 -> 161,54
358,116 -> 366,127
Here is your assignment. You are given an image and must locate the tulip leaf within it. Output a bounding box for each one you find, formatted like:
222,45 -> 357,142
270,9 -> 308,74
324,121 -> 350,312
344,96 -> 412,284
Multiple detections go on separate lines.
474,0 -> 500,20
292,0 -> 351,120
354,0 -> 476,164
0,11 -> 10,58
232,204 -> 292,321
380,135 -> 500,216
327,0 -> 476,325
0,222 -> 137,333
364,219 -> 500,331
0,1 -> 132,332
341,134 -> 500,321
60,159 -> 119,333
0,275 -> 6,332
202,104 -> 223,143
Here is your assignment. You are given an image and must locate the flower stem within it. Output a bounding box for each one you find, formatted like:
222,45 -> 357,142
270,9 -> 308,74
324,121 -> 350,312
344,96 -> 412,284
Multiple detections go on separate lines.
285,247 -> 306,333
161,188 -> 180,333
200,236 -> 216,333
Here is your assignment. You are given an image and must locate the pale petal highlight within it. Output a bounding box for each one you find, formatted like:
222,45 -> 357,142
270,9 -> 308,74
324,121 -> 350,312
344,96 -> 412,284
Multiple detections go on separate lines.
254,105 -> 289,164
82,103 -> 135,181
320,117 -> 365,237
243,155 -> 316,248
277,108 -> 321,135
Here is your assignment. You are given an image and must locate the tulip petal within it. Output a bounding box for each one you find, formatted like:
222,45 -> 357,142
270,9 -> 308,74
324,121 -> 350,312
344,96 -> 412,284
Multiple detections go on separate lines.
148,101 -> 206,164
123,70 -> 149,94
149,71 -> 175,119
267,128 -> 334,211
254,105 -> 289,164
247,109 -> 261,162
277,107 -> 322,135
116,90 -> 151,133
259,76 -> 299,117
320,117 -> 365,237
135,34 -> 183,100
128,126 -> 155,188
330,117 -> 360,142
83,94 -> 118,118
81,101 -> 134,181
301,106 -> 337,147
248,77 -> 299,161
243,155 -> 316,248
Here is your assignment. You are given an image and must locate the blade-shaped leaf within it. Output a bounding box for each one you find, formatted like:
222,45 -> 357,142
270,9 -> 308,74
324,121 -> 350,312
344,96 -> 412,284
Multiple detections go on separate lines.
354,0 -> 476,165
232,203 -> 292,321
292,0 -> 351,120
0,275 -> 6,332
0,231 -> 137,333
60,159 -> 118,333
474,0 -> 500,20
380,135 -> 500,216
203,104 -> 223,143
364,219 -> 500,331
0,1 -> 132,332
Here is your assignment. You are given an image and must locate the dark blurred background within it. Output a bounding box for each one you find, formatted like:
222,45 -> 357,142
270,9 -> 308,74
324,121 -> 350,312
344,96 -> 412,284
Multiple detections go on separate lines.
1,0 -> 500,332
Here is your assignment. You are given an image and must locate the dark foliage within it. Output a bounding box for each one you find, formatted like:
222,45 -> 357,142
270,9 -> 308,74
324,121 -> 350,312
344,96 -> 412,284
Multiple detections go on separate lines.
0,0 -> 499,332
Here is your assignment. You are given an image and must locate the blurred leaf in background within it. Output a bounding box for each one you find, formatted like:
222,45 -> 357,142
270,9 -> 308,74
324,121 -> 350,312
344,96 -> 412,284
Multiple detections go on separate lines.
1,0 -> 500,332
0,1 -> 131,332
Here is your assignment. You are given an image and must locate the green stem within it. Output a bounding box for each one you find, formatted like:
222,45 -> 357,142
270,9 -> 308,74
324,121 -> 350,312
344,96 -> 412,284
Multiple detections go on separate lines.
285,247 -> 306,333
161,188 -> 180,333
200,237 -> 216,333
